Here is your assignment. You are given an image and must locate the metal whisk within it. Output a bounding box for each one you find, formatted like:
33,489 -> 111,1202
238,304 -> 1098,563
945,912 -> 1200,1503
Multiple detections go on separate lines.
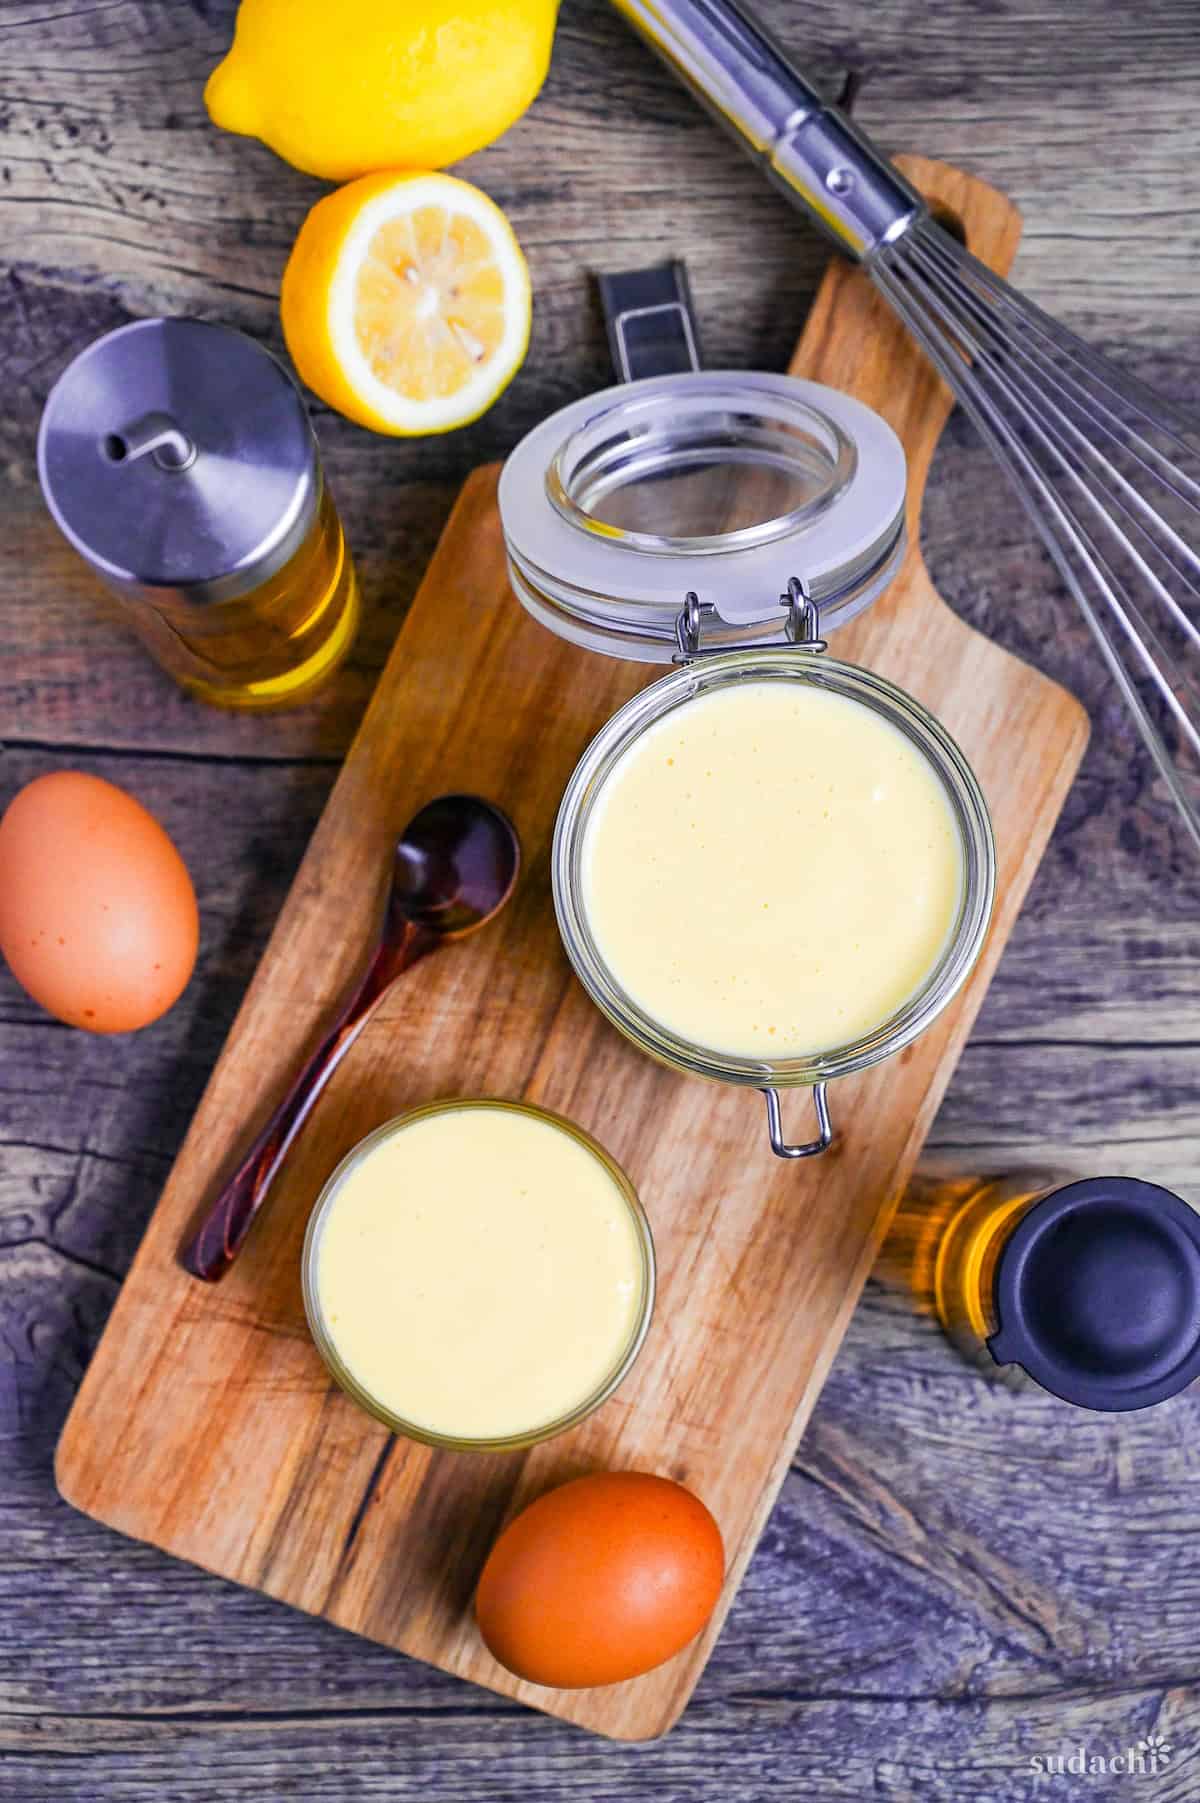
611,0 -> 1200,849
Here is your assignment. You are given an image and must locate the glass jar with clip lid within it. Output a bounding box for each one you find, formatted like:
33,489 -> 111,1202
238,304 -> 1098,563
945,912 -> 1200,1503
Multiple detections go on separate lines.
498,264 -> 996,1158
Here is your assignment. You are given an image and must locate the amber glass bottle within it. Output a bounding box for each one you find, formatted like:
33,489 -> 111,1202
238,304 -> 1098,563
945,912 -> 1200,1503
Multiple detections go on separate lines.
925,1171 -> 1200,1412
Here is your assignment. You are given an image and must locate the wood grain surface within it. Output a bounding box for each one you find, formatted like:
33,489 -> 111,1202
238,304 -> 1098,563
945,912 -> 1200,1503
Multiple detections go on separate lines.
4,0 -> 1200,1795
52,153 -> 1086,1742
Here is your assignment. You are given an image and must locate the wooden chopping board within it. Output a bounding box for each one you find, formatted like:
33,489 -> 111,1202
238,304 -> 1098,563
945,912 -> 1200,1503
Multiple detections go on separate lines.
56,157 -> 1089,1742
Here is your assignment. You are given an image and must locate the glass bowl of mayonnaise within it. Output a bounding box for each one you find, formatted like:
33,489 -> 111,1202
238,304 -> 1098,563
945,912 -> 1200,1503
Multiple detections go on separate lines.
302,1099 -> 656,1450
551,649 -> 995,1159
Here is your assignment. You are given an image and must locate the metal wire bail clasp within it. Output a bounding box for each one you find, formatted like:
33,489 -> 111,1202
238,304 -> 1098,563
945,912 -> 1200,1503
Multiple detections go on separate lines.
781,576 -> 826,649
761,1082 -> 833,1159
673,577 -> 827,660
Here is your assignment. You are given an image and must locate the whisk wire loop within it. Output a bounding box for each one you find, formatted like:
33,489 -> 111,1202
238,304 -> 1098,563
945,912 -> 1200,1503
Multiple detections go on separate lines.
873,214 -> 1200,848
872,245 -> 1200,848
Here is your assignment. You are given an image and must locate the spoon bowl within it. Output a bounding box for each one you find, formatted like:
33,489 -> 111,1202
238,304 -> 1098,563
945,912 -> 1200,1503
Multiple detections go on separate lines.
390,794 -> 520,936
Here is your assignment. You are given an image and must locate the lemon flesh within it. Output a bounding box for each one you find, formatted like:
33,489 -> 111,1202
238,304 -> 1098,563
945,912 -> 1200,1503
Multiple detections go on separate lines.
206,0 -> 558,181
281,172 -> 532,436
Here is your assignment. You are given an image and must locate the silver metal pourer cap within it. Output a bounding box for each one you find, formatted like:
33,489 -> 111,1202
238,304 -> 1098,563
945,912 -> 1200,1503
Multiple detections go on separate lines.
37,317 -> 320,607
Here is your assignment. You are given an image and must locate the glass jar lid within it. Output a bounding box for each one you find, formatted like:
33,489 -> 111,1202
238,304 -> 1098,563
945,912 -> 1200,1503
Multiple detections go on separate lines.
499,370 -> 906,662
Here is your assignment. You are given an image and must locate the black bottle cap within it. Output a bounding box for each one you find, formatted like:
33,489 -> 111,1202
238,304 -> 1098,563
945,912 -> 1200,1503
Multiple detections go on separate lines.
987,1177 -> 1200,1411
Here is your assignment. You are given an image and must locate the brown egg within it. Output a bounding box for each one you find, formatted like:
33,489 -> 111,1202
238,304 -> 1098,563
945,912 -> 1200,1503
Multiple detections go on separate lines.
0,771 -> 198,1033
475,1471 -> 725,1689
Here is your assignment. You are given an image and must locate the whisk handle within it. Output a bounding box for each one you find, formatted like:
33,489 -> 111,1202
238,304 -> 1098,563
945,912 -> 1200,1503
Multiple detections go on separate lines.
609,0 -> 924,259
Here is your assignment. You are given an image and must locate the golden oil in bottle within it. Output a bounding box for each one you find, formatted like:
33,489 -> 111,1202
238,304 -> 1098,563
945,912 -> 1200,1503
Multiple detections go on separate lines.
918,1170 -> 1200,1411
124,482 -> 361,710
931,1173 -> 1060,1379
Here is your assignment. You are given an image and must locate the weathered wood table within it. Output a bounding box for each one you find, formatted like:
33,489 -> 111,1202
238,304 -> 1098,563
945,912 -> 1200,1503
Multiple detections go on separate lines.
3,2 -> 1200,1797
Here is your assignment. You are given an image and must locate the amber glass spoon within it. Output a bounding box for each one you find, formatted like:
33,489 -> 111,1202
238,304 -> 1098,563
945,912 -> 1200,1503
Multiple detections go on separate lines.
181,794 -> 520,1282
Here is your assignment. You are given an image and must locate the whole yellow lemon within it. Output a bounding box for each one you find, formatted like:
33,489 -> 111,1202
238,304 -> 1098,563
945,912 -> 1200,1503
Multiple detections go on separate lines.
205,0 -> 559,181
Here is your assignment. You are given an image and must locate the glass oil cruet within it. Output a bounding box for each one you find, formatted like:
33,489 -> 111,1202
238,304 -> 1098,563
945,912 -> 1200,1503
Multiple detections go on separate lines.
890,1169 -> 1200,1409
38,317 -> 360,710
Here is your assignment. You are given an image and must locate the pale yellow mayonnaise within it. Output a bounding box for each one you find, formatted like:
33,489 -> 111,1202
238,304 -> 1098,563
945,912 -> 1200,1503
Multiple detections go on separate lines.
581,680 -> 963,1058
314,1105 -> 646,1441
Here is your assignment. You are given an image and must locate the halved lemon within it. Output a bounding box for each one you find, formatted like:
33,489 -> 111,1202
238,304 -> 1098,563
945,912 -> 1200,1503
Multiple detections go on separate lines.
281,171 -> 532,436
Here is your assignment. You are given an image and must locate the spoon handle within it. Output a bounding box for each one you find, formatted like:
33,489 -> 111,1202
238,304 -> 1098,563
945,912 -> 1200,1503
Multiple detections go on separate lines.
180,918 -> 438,1283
